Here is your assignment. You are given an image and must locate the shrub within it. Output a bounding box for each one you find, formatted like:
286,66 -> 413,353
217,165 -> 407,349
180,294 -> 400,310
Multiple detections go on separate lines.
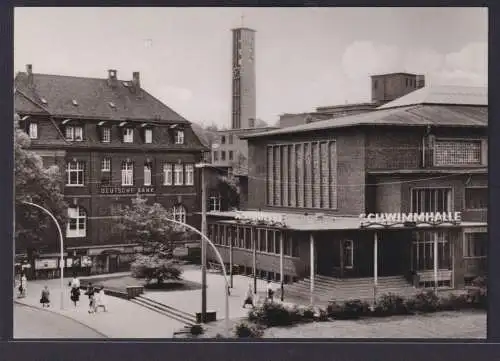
374,293 -> 409,316
234,322 -> 264,338
437,293 -> 470,311
299,306 -> 316,322
316,308 -> 330,322
130,254 -> 182,285
189,324 -> 204,336
326,301 -> 343,319
255,302 -> 296,327
327,299 -> 370,320
467,276 -> 487,310
406,291 -> 440,313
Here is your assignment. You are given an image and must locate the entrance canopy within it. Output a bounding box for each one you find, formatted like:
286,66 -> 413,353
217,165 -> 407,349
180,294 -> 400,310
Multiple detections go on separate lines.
204,210 -> 486,231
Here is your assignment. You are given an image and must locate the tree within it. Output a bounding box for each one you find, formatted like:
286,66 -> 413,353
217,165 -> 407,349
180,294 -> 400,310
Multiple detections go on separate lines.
218,171 -> 241,210
14,115 -> 67,253
117,195 -> 191,256
130,254 -> 182,285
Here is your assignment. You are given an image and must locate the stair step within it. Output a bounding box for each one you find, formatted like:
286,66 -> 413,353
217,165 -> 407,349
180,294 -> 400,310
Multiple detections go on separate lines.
132,296 -> 197,325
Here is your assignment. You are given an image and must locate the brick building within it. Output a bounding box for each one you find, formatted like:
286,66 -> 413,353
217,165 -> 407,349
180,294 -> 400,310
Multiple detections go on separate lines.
205,85 -> 487,296
15,65 -> 207,277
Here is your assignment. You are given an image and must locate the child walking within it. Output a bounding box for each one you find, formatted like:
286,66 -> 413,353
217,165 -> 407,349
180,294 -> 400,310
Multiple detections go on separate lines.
40,285 -> 50,308
95,286 -> 107,313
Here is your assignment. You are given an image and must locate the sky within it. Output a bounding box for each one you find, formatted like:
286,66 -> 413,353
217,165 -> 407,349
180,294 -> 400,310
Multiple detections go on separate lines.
14,7 -> 487,127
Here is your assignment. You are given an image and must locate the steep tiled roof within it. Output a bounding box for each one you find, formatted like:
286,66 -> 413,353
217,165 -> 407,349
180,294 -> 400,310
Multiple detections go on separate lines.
15,71 -> 190,123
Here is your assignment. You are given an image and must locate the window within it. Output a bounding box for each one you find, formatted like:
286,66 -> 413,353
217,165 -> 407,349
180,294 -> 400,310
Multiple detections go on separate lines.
411,188 -> 452,213
101,127 -> 111,143
123,128 -> 134,143
172,205 -> 186,224
267,231 -> 274,253
67,206 -> 86,238
274,232 -> 281,254
29,122 -> 38,139
144,129 -> 153,144
221,151 -> 226,161
175,130 -> 184,144
121,161 -> 134,186
373,80 -> 378,89
229,151 -> 234,161
258,229 -> 266,252
144,162 -> 152,186
185,164 -> 194,186
66,161 -> 84,186
464,232 -> 487,258
465,187 -> 488,210
434,139 -> 482,166
101,158 -> 111,172
283,235 -> 291,256
221,135 -> 226,144
228,134 -> 234,145
411,231 -> 452,271
343,240 -> 353,269
163,163 -> 173,185
174,164 -> 184,185
66,125 -> 83,141
213,151 -> 219,162
405,78 -> 409,87
209,195 -> 221,211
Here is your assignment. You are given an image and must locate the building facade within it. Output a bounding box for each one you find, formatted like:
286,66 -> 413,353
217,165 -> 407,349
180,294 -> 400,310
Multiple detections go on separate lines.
231,27 -> 256,129
15,65 -> 207,277
205,85 -> 488,292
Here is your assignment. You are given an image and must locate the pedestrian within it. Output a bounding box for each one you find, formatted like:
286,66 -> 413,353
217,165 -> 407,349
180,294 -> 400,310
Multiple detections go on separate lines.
69,274 -> 81,307
40,285 -> 50,308
95,286 -> 107,312
19,274 -> 27,298
84,282 -> 96,314
266,280 -> 274,302
69,274 -> 81,290
242,283 -> 254,309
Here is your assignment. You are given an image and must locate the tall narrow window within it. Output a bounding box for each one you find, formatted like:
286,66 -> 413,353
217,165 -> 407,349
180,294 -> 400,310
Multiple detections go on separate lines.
144,128 -> 153,144
163,163 -> 173,185
175,130 -> 185,144
343,240 -> 354,269
66,206 -> 86,238
209,195 -> 221,211
29,122 -> 38,139
123,128 -> 134,143
411,188 -> 452,213
174,164 -> 184,185
172,205 -> 186,223
66,161 -> 85,186
101,127 -> 111,143
185,164 -> 194,186
464,232 -> 488,258
101,158 -> 111,172
144,162 -> 152,186
121,161 -> 134,186
66,125 -> 83,141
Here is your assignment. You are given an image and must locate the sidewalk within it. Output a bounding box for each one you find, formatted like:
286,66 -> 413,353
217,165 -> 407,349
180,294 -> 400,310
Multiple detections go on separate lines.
14,277 -> 186,338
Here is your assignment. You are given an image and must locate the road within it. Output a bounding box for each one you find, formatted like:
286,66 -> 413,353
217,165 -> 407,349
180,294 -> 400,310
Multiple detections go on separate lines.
14,303 -> 105,339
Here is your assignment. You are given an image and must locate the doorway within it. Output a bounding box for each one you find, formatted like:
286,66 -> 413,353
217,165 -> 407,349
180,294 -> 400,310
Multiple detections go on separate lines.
108,255 -> 119,273
379,232 -> 408,276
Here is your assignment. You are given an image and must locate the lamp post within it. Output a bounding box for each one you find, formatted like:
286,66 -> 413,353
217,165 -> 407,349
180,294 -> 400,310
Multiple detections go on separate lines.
165,217 -> 231,337
21,201 -> 65,310
195,162 -> 208,323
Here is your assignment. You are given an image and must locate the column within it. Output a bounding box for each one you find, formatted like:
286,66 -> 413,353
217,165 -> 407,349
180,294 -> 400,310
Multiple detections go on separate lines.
280,231 -> 284,301
373,232 -> 378,304
252,227 -> 257,294
310,233 -> 315,306
434,232 -> 438,294
228,226 -> 233,288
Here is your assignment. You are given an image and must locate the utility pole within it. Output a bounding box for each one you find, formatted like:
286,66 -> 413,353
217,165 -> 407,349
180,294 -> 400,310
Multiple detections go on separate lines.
200,163 -> 207,323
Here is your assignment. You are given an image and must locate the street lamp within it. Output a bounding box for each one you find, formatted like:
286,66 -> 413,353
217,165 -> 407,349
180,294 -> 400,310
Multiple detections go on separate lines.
195,161 -> 208,324
165,216 -> 231,337
21,201 -> 65,310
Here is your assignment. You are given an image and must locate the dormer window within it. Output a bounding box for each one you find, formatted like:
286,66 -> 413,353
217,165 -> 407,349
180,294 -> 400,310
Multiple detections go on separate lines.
72,99 -> 79,106
66,125 -> 83,142
175,130 -> 184,144
101,127 -> 111,143
28,122 -> 38,139
40,98 -> 47,104
144,128 -> 153,144
123,128 -> 134,143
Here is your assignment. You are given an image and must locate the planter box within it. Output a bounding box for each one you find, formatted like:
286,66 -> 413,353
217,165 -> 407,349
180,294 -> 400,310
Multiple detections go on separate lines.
126,286 -> 144,299
196,311 -> 217,323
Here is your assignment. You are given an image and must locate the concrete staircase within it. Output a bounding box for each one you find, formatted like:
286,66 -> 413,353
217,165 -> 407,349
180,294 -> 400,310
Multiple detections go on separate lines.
284,275 -> 418,305
130,295 -> 197,327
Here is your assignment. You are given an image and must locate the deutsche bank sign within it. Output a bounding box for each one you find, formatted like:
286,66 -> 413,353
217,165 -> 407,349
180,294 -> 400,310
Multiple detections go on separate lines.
359,212 -> 462,225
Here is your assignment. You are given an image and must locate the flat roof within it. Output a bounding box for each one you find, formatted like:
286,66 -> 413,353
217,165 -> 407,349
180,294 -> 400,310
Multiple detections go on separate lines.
204,210 -> 486,231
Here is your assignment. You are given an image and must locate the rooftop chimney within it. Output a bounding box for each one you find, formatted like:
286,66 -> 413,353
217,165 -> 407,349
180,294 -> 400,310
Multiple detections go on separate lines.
132,72 -> 141,89
107,69 -> 118,87
26,64 -> 33,87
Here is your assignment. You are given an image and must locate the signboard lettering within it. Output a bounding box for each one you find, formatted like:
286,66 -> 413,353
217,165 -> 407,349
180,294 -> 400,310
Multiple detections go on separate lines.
359,212 -> 462,225
99,186 -> 155,195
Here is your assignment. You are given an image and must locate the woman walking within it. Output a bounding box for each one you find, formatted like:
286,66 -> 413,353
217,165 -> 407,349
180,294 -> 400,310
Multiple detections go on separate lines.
40,285 -> 50,308
95,286 -> 107,313
69,275 -> 81,307
18,274 -> 27,298
84,282 -> 97,314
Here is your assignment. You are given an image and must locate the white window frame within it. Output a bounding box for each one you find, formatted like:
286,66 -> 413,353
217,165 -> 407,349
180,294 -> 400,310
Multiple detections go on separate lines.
123,128 -> 134,143
29,122 -> 38,139
163,163 -> 173,185
185,164 -> 194,186
174,164 -> 184,185
209,195 -> 221,212
144,128 -> 153,144
101,127 -> 111,143
121,161 -> 134,186
433,138 -> 482,166
175,130 -> 185,144
343,240 -> 354,269
66,161 -> 85,186
66,206 -> 86,238
172,205 -> 186,224
410,187 -> 453,214
463,232 -> 488,259
101,158 -> 111,172
65,125 -> 83,142
144,163 -> 152,186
